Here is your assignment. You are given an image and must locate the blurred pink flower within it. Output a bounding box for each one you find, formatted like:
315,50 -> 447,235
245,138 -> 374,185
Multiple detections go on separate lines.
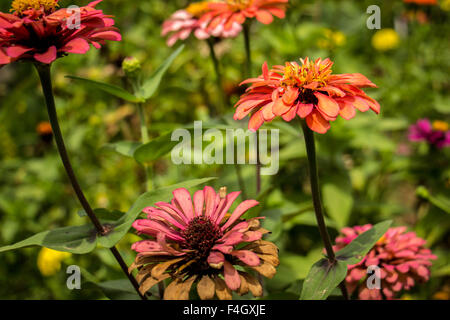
129,186 -> 279,300
161,2 -> 242,47
0,0 -> 121,65
408,119 -> 450,149
334,224 -> 437,300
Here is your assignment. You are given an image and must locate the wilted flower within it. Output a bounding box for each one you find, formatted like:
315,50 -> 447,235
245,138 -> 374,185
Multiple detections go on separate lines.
37,247 -> 71,276
161,1 -> 242,47
409,119 -> 450,149
334,224 -> 437,300
0,0 -> 121,65
371,29 -> 400,52
129,186 -> 279,300
198,0 -> 288,31
234,57 -> 380,133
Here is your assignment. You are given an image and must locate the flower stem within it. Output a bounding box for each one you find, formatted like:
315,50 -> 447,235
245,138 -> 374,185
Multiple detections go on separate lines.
243,22 -> 261,195
137,103 -> 154,191
207,38 -> 248,199
206,38 -> 226,115
35,63 -> 146,301
300,120 -> 349,300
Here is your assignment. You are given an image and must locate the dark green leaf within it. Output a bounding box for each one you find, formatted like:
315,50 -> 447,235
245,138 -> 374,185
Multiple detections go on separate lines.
102,141 -> 142,158
66,75 -> 142,103
137,45 -> 184,100
133,133 -> 179,163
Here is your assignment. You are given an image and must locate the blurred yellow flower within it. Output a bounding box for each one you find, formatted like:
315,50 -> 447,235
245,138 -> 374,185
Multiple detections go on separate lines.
442,0 -> 450,11
432,120 -> 449,132
372,29 -> 400,51
37,247 -> 71,277
317,29 -> 346,50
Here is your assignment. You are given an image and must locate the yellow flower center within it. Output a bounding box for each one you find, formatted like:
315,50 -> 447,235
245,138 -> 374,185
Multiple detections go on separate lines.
186,1 -> 211,17
282,59 -> 332,89
432,120 -> 449,132
10,0 -> 58,14
226,0 -> 253,11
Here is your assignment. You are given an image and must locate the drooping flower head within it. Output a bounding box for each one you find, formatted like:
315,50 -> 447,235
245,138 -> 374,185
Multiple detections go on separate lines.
199,0 -> 288,32
334,224 -> 437,300
234,58 -> 380,133
129,186 -> 279,300
408,119 -> 450,149
0,0 -> 121,65
161,1 -> 242,47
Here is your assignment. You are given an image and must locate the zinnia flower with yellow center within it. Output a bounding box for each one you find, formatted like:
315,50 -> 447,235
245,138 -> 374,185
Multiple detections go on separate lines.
0,0 -> 121,65
198,0 -> 288,32
234,57 -> 380,133
371,29 -> 400,52
162,1 -> 242,47
37,247 -> 71,277
129,186 -> 279,300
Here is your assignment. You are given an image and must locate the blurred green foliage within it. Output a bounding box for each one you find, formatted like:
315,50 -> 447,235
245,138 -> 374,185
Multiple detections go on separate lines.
0,0 -> 449,299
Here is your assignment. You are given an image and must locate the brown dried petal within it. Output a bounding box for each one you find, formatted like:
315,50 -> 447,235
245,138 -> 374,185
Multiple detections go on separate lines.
242,273 -> 263,297
214,277 -> 232,300
237,273 -> 249,296
139,273 -> 170,296
257,253 -> 280,267
136,264 -> 156,284
151,258 -> 183,279
164,275 -> 197,300
197,275 -> 216,300
251,261 -> 277,279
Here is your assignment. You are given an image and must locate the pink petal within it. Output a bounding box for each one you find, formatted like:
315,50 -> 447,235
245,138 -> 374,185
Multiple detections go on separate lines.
34,46 -> 57,64
6,45 -> 32,58
223,261 -> 241,290
193,189 -> 204,216
207,251 -> 225,268
231,250 -> 260,267
172,188 -> 194,221
62,38 -> 90,54
221,200 -> 259,231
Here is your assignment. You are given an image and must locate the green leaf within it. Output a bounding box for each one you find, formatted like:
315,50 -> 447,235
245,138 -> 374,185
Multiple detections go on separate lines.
66,75 -> 142,103
97,177 -> 217,248
323,183 -> 353,229
95,279 -> 142,300
300,259 -> 348,300
0,225 -> 96,254
335,220 -> 392,265
416,186 -> 450,214
300,220 -> 392,300
0,178 -> 216,254
102,141 -> 142,158
133,133 -> 179,163
137,45 -> 184,100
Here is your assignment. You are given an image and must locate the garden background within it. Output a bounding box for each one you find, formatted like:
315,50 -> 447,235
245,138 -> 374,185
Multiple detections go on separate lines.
0,0 -> 449,299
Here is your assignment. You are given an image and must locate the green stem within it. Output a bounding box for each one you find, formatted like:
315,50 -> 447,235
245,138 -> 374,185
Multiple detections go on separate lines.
243,22 -> 261,195
207,38 -> 248,199
206,38 -> 226,115
300,120 -> 349,300
35,63 -> 146,301
137,103 -> 154,191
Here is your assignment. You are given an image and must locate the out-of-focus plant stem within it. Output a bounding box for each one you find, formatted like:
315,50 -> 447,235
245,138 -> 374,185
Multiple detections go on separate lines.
243,22 -> 261,196
207,38 -> 248,199
35,63 -> 146,300
300,120 -> 349,300
137,102 -> 154,191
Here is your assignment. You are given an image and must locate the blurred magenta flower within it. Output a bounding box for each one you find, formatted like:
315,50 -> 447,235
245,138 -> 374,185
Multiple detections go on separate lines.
129,186 -> 279,300
234,57 -> 380,133
408,119 -> 450,149
162,1 -> 242,47
334,224 -> 437,300
0,0 -> 121,65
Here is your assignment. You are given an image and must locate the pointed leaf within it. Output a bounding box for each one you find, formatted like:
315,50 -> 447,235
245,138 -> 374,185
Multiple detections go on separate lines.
137,45 -> 184,100
102,141 -> 142,158
66,75 -> 142,103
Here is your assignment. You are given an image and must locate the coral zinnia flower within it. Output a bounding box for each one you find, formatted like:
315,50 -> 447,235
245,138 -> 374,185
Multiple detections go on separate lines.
0,0 -> 121,65
162,1 -> 242,47
234,58 -> 380,133
199,0 -> 288,32
129,186 -> 279,300
334,224 -> 437,300
409,119 -> 450,149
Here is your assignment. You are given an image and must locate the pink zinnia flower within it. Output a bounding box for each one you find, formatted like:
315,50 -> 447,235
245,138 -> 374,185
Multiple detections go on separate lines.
0,0 -> 121,65
234,58 -> 380,133
334,224 -> 437,300
199,0 -> 288,32
162,1 -> 242,47
129,186 -> 279,300
408,119 -> 450,149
